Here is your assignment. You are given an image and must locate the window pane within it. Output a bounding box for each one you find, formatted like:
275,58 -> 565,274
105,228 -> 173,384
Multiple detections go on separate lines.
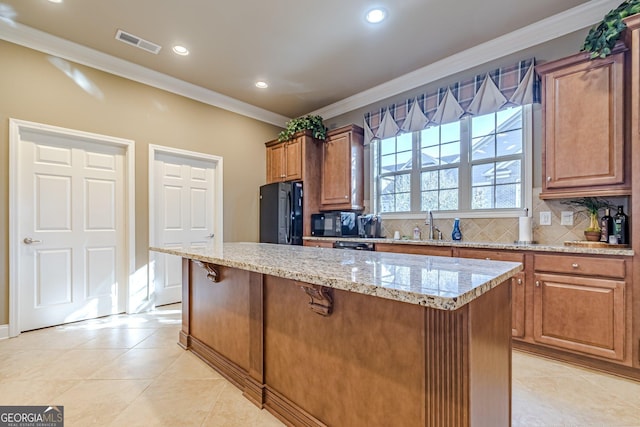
421,171 -> 438,191
441,141 -> 460,165
380,138 -> 395,155
497,106 -> 522,132
421,191 -> 438,212
396,173 -> 411,192
421,126 -> 439,146
381,194 -> 394,212
381,154 -> 396,173
471,136 -> 495,160
396,150 -> 413,171
471,113 -> 495,138
496,184 -> 520,208
439,189 -> 458,210
472,186 -> 493,209
421,146 -> 439,167
441,122 -> 460,143
496,160 -> 521,184
397,133 -> 412,152
380,176 -> 394,195
440,168 -> 458,190
497,130 -> 522,156
472,163 -> 494,186
395,193 -> 411,212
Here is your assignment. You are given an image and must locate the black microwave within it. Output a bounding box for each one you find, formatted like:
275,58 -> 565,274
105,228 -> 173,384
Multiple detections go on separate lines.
311,212 -> 358,237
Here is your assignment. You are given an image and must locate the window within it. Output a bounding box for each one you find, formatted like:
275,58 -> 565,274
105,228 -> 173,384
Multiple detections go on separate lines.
374,105 -> 531,217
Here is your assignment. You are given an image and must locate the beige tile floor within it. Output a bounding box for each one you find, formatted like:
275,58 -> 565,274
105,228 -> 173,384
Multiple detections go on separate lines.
0,304 -> 639,426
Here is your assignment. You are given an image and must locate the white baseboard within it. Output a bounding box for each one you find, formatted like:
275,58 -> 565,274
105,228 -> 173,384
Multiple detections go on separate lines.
0,324 -> 8,340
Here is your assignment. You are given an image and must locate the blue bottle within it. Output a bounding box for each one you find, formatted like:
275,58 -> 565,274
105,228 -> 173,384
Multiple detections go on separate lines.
451,218 -> 462,241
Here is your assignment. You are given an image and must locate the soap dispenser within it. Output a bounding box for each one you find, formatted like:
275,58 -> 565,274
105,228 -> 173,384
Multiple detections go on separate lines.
451,218 -> 462,241
413,225 -> 421,240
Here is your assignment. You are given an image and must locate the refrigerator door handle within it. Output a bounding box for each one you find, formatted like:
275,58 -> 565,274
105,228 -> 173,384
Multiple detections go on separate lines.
286,190 -> 292,244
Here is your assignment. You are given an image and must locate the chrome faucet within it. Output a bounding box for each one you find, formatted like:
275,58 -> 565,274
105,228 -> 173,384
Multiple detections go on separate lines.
425,211 -> 442,240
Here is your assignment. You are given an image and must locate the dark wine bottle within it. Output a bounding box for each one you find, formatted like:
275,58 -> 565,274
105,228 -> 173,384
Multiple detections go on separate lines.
613,205 -> 628,245
600,208 -> 613,243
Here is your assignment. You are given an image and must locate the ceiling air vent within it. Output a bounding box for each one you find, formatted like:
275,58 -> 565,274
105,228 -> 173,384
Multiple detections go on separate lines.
115,29 -> 161,54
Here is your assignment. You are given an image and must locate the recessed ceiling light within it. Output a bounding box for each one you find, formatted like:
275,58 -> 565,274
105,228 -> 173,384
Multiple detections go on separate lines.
48,0 -> 63,3
255,81 -> 268,89
172,45 -> 189,56
365,8 -> 387,24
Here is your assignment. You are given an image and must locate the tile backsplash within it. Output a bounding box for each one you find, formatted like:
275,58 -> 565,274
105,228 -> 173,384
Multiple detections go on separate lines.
380,188 -> 629,246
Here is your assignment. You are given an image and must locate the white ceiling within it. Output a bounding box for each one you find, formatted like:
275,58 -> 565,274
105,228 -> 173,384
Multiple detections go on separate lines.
0,0 -> 622,126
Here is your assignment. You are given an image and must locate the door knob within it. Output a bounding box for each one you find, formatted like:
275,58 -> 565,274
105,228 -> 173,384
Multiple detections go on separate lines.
205,233 -> 215,239
23,237 -> 42,244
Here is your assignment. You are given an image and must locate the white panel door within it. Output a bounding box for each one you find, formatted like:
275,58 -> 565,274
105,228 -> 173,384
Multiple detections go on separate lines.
151,152 -> 217,305
18,130 -> 126,331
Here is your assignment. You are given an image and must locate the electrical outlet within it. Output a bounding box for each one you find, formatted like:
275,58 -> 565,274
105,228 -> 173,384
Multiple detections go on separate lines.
560,211 -> 574,226
539,211 -> 552,226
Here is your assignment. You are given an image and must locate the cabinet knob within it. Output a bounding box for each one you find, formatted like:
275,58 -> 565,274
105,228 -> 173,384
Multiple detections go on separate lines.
485,257 -> 491,260
547,176 -> 552,182
572,263 -> 579,268
517,278 -> 522,285
535,281 -> 540,287
344,195 -> 348,199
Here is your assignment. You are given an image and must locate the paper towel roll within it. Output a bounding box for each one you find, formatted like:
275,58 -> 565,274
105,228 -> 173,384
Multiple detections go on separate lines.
518,216 -> 532,243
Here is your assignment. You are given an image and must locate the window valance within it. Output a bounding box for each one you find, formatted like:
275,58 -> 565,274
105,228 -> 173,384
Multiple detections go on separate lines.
363,58 -> 539,143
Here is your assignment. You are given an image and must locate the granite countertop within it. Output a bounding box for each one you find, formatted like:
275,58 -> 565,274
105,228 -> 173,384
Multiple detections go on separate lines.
303,236 -> 635,256
151,242 -> 522,311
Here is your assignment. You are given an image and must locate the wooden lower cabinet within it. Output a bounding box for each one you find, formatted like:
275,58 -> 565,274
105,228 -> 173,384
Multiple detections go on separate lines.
531,253 -> 632,367
302,240 -> 335,248
532,272 -> 625,361
456,248 -> 526,338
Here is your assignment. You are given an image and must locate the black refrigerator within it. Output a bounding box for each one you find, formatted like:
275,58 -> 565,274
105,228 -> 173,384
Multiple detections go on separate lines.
259,181 -> 303,245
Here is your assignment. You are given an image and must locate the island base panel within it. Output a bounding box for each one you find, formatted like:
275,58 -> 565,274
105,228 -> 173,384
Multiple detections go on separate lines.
181,259 -> 511,427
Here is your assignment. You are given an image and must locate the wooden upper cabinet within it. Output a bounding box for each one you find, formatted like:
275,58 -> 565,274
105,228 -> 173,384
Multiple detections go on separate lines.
320,124 -> 364,211
537,45 -> 629,199
265,136 -> 303,183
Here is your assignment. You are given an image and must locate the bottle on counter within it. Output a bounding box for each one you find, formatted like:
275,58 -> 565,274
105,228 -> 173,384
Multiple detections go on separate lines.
600,208 -> 614,243
451,218 -> 462,241
413,225 -> 421,240
613,205 -> 628,245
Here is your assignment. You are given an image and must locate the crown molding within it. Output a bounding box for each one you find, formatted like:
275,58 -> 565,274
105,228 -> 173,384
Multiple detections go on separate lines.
310,0 -> 621,119
0,20 -> 290,127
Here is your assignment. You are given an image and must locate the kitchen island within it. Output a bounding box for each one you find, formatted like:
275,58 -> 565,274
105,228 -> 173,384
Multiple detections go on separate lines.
151,243 -> 523,427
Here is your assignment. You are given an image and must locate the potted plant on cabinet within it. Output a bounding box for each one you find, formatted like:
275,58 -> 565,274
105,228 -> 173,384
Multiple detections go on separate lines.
277,115 -> 328,142
562,197 -> 611,241
582,0 -> 640,58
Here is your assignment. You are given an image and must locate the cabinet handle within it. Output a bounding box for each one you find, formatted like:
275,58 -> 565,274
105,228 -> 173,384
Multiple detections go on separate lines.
535,281 -> 540,287
572,263 -> 579,268
547,176 -> 552,182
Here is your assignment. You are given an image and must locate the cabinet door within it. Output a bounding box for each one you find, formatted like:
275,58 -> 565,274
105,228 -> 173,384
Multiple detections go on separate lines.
284,138 -> 302,181
533,273 -> 625,360
511,272 -> 525,338
321,131 -> 351,206
266,143 -> 285,183
457,248 -> 525,338
538,50 -> 626,197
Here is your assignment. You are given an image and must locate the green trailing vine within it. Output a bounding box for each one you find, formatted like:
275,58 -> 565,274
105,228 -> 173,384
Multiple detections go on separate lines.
582,0 -> 640,59
277,115 -> 328,142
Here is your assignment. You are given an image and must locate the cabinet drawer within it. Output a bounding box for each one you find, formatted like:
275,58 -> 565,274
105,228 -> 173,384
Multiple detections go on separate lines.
534,254 -> 625,279
457,248 -> 524,263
